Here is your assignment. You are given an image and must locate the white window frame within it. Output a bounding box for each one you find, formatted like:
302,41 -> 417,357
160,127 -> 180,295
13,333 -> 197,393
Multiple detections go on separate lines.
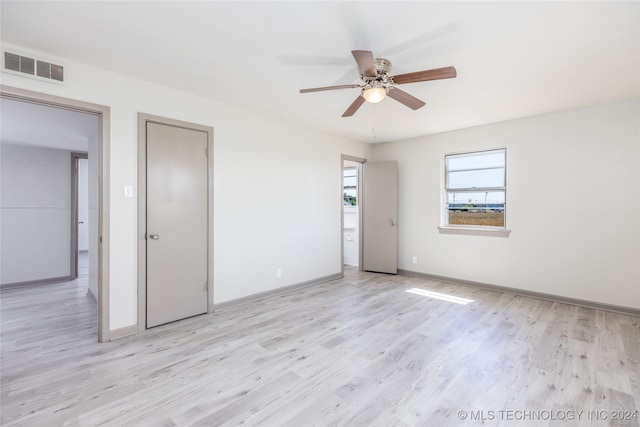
438,148 -> 511,237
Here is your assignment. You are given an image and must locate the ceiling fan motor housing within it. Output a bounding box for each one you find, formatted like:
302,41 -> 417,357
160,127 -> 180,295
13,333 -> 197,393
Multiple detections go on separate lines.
368,58 -> 393,89
374,58 -> 392,75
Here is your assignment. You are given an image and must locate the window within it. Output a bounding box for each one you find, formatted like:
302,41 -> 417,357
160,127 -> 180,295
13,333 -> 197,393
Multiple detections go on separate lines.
343,167 -> 357,206
444,149 -> 506,228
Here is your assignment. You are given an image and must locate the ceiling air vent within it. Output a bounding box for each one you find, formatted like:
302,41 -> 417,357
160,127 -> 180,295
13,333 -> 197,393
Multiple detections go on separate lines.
3,51 -> 64,82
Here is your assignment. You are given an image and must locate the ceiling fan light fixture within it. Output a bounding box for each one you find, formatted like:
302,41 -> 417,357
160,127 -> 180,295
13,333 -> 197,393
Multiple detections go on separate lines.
362,82 -> 387,104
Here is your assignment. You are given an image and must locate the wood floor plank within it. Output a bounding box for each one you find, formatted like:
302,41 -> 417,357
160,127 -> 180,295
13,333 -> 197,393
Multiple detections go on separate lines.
2,265 -> 639,426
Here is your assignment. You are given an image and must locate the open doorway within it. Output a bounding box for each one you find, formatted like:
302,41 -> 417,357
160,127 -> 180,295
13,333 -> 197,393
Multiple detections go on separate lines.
343,161 -> 359,267
341,155 -> 366,274
340,156 -> 399,276
0,87 -> 110,342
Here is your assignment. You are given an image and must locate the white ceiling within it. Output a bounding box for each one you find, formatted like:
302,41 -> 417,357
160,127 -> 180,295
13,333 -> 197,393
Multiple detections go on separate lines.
1,1 -> 638,143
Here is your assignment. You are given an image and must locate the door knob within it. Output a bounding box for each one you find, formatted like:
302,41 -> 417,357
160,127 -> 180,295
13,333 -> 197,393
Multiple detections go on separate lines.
148,232 -> 160,240
390,219 -> 397,226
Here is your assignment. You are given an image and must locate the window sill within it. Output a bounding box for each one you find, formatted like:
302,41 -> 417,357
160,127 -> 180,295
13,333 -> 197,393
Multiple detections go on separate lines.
438,226 -> 511,237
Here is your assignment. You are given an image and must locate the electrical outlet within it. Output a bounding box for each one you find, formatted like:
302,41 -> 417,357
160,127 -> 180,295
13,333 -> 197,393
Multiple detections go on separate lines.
276,268 -> 282,278
412,256 -> 418,264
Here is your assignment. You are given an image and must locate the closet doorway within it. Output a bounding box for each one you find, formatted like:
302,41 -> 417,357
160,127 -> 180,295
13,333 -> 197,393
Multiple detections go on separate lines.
341,155 -> 365,274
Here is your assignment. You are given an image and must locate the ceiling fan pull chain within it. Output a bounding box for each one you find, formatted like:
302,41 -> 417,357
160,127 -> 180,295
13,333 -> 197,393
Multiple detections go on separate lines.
372,105 -> 377,142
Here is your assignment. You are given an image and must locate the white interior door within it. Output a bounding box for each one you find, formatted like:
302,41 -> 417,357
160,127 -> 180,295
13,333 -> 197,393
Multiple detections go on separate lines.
362,160 -> 398,274
146,122 -> 208,328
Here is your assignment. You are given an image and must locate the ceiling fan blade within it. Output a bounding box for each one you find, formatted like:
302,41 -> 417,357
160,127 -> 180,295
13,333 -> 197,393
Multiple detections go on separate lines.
342,96 -> 365,117
392,66 -> 457,85
300,84 -> 360,93
387,87 -> 426,110
351,50 -> 377,77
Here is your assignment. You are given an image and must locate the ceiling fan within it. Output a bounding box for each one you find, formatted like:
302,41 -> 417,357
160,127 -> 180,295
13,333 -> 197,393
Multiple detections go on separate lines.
299,50 -> 457,117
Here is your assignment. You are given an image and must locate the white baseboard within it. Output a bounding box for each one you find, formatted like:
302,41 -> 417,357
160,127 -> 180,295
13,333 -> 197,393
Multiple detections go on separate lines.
86,288 -> 97,307
108,273 -> 343,341
397,269 -> 640,316
0,276 -> 75,290
212,272 -> 343,311
109,324 -> 139,341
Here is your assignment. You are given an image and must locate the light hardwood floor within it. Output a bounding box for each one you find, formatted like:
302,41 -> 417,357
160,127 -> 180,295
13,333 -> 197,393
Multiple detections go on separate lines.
1,266 -> 638,426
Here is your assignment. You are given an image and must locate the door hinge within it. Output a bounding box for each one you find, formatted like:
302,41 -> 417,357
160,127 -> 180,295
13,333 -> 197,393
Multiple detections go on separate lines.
203,282 -> 207,292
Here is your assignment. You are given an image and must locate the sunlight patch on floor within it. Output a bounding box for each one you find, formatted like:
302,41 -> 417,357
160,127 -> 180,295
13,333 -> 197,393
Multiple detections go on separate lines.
406,288 -> 474,305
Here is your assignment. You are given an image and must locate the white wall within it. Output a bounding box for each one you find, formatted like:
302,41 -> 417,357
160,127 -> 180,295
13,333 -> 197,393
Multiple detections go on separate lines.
371,100 -> 640,310
1,44 -> 371,330
213,114 -> 370,303
0,143 -> 72,284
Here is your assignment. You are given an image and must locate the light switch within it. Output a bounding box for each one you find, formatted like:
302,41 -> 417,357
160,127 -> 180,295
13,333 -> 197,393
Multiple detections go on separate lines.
123,185 -> 133,198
